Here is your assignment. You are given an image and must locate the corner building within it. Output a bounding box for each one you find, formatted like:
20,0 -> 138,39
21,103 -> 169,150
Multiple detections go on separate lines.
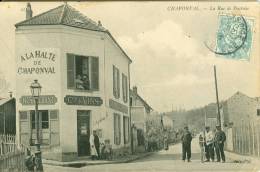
15,3 -> 131,161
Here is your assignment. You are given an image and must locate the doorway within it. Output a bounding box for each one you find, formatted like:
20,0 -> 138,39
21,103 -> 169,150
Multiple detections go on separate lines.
77,110 -> 90,156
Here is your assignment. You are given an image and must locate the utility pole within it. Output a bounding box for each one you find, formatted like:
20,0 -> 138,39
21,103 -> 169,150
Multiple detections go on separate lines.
214,65 -> 221,127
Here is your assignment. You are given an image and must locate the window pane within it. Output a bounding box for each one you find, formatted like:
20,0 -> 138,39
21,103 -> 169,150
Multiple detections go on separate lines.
41,111 -> 49,121
42,122 -> 49,129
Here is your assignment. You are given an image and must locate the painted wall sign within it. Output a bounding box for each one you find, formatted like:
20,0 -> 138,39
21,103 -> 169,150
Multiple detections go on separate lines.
109,99 -> 128,114
17,50 -> 56,75
19,95 -> 57,105
64,95 -> 103,106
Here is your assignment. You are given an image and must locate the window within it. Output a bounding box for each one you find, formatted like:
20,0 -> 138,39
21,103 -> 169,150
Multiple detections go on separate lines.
114,113 -> 121,145
67,54 -> 99,90
123,116 -> 129,144
30,110 -> 49,129
113,65 -> 120,98
257,109 -> 260,116
30,110 -> 49,145
122,74 -> 128,103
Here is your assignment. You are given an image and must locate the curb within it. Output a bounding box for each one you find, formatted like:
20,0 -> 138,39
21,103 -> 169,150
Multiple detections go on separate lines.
225,151 -> 260,164
43,152 -> 153,167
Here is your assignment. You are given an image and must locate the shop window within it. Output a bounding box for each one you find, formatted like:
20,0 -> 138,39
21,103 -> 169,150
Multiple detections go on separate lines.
113,65 -> 120,99
123,116 -> 129,144
257,109 -> 260,116
67,54 -> 99,91
114,113 -> 121,145
122,74 -> 128,103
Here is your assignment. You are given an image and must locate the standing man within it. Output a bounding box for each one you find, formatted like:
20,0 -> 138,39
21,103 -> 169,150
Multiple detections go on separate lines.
94,130 -> 101,160
215,125 -> 226,163
205,126 -> 215,162
89,130 -> 98,160
181,126 -> 192,162
199,131 -> 205,163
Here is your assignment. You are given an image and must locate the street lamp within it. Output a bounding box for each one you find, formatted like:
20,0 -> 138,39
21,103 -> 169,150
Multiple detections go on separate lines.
30,79 -> 43,171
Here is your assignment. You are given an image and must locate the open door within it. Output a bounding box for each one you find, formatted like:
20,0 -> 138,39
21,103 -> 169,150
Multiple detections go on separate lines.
77,110 -> 90,156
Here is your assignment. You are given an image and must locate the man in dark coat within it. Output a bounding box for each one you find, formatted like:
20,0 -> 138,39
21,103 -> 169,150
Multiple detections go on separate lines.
93,131 -> 100,159
181,126 -> 192,162
214,125 -> 226,162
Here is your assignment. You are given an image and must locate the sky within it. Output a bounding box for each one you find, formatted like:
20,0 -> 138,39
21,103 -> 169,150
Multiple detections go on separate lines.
0,2 -> 259,112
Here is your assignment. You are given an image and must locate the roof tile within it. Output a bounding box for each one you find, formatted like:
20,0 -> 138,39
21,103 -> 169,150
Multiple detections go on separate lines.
15,4 -> 106,32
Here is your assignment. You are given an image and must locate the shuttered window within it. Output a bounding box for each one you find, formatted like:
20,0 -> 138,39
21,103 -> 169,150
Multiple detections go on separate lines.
19,111 -> 30,146
90,57 -> 99,90
123,116 -> 129,144
113,65 -> 120,99
49,110 -> 60,146
122,74 -> 128,103
114,113 -> 121,145
67,54 -> 75,89
66,53 -> 99,91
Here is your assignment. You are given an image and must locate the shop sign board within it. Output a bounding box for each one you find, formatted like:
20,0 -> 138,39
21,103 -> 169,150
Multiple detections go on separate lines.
64,95 -> 103,106
19,95 -> 57,105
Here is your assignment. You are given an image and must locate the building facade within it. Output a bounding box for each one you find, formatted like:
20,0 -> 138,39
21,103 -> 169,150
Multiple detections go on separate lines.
130,86 -> 153,152
15,3 -> 131,161
222,92 -> 260,126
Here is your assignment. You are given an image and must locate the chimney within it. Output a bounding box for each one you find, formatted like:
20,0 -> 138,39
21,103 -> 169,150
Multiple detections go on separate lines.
26,3 -> 33,20
8,91 -> 13,98
133,86 -> 137,95
98,20 -> 102,27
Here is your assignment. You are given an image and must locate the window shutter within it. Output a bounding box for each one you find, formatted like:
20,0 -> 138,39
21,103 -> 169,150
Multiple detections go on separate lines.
122,74 -> 125,102
19,111 -> 30,146
67,54 -> 75,89
117,69 -> 120,98
49,110 -> 60,146
90,57 -> 99,90
113,66 -> 116,98
118,114 -> 121,144
125,76 -> 128,103
114,113 -> 116,144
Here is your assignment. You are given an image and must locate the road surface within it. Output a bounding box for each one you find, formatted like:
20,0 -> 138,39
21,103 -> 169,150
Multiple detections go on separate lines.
44,137 -> 259,172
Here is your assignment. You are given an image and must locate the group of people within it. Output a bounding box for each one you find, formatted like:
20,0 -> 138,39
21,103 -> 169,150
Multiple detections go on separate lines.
89,130 -> 112,160
75,74 -> 90,90
181,125 -> 226,163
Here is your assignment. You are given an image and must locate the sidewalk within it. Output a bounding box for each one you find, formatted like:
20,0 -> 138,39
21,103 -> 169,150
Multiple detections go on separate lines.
43,152 -> 153,167
225,151 -> 260,164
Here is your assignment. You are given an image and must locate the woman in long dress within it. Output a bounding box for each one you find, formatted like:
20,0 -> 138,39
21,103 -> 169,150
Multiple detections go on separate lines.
89,131 -> 98,160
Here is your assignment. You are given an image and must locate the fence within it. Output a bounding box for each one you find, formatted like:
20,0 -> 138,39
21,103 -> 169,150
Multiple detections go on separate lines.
0,134 -> 27,172
230,121 -> 260,157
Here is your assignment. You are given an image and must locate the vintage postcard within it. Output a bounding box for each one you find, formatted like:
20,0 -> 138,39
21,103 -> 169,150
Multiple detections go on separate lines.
0,1 -> 259,172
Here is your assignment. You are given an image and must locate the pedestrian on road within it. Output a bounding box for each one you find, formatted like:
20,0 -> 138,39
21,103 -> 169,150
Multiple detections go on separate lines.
214,125 -> 226,163
199,131 -> 205,163
94,130 -> 101,160
181,126 -> 192,162
204,126 -> 215,162
90,130 -> 98,160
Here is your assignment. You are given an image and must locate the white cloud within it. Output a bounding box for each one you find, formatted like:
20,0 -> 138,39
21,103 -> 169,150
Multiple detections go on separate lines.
118,19 -> 259,111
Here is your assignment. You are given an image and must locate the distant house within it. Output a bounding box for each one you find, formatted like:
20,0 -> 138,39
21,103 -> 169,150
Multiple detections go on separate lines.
221,92 -> 260,126
130,86 -> 153,152
0,97 -> 16,135
130,86 -> 153,130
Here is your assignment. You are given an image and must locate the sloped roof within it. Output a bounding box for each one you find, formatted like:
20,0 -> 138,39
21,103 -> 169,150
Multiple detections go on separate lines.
130,89 -> 153,111
0,98 -> 15,106
15,3 -> 106,32
15,3 -> 132,63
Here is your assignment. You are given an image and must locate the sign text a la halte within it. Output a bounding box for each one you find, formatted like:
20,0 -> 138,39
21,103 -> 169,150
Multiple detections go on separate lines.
17,50 -> 57,75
